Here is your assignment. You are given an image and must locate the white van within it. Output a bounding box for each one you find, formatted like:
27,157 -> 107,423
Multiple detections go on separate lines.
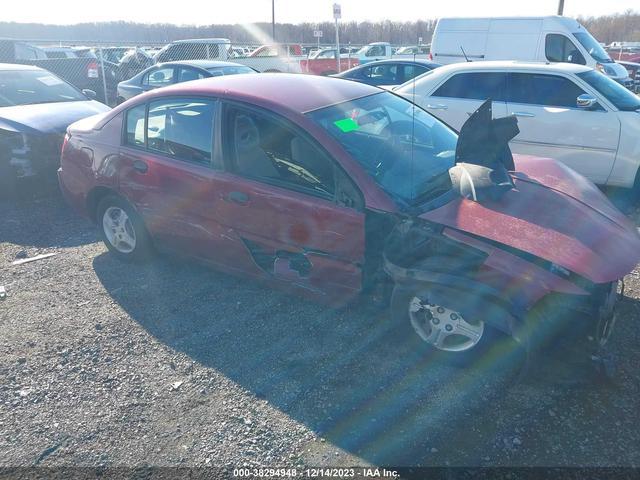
431,16 -> 632,86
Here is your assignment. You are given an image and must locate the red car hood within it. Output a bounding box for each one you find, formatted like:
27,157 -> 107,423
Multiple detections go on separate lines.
420,156 -> 640,284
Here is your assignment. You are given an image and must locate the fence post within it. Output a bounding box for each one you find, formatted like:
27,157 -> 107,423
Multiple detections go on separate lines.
99,46 -> 109,106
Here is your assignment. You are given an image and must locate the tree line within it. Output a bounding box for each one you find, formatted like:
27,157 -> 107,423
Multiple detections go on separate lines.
0,11 -> 637,46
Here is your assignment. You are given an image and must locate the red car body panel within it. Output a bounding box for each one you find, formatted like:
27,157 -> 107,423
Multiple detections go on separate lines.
421,156 -> 640,284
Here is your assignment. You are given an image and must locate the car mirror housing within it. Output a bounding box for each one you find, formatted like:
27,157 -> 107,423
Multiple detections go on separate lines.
576,94 -> 598,109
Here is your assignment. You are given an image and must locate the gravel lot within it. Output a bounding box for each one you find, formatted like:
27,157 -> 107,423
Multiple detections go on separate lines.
1,192 -> 640,469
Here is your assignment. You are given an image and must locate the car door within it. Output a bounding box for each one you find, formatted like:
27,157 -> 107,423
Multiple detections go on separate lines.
214,102 -> 366,303
141,66 -> 176,93
505,72 -> 619,184
420,71 -> 508,130
117,97 -> 256,270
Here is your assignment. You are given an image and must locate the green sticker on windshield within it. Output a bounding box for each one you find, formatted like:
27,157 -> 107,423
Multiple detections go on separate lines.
334,117 -> 359,133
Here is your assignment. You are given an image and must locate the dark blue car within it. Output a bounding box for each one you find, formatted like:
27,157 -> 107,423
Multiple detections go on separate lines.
333,59 -> 441,88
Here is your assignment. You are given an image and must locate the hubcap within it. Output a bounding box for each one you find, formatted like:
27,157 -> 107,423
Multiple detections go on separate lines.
408,296 -> 484,352
102,206 -> 136,254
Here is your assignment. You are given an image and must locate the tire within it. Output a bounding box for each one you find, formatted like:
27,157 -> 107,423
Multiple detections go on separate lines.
390,283 -> 528,370
96,195 -> 153,262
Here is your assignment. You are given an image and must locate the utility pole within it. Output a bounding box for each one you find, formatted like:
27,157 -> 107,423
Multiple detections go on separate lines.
557,0 -> 564,15
272,0 -> 276,41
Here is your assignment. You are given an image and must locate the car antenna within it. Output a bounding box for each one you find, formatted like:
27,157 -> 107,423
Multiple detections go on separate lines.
410,35 -> 419,204
460,45 -> 471,62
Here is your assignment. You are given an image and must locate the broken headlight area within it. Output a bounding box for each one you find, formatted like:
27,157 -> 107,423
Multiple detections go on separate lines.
0,130 -> 64,180
0,129 -> 33,178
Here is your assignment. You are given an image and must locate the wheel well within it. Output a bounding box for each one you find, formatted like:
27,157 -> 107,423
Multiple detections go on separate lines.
86,186 -> 117,223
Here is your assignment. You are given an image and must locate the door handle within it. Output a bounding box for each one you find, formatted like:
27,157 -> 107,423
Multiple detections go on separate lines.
132,159 -> 148,173
512,112 -> 535,118
224,191 -> 249,205
425,103 -> 448,110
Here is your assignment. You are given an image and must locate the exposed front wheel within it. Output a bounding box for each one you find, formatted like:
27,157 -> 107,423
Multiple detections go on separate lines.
391,284 -> 527,369
97,195 -> 153,262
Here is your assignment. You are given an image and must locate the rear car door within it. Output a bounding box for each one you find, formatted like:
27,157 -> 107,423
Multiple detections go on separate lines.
422,71 -> 508,129
214,102 -> 366,303
118,97 -> 251,269
505,72 -> 619,184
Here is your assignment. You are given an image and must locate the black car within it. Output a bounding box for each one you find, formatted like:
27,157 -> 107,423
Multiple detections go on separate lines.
0,63 -> 110,195
333,59 -> 441,87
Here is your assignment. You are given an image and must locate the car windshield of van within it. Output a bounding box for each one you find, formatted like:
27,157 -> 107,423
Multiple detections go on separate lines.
308,91 -> 457,206
0,69 -> 86,107
577,70 -> 640,111
573,32 -> 612,63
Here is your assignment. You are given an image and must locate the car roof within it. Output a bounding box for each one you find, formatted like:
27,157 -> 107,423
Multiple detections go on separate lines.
159,60 -> 249,69
355,59 -> 440,67
171,38 -> 231,44
423,60 -> 592,74
143,73 -> 381,113
0,63 -> 42,71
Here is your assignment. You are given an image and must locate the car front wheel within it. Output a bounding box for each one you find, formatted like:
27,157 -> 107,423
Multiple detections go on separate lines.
97,195 -> 153,262
391,284 -> 527,368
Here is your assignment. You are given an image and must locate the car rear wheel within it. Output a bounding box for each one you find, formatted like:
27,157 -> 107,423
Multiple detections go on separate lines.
97,195 -> 153,262
391,284 -> 527,369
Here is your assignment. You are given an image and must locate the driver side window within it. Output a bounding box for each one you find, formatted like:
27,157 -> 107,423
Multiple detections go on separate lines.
545,34 -> 585,65
224,105 -> 336,199
143,67 -> 175,87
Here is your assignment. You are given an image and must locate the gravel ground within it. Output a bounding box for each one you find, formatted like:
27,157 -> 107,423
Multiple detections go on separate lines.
1,193 -> 640,469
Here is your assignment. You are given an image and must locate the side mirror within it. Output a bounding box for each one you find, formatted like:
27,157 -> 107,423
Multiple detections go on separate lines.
82,89 -> 97,100
576,94 -> 598,109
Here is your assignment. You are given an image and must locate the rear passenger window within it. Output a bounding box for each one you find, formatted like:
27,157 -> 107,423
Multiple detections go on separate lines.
147,99 -> 215,165
545,34 -> 585,65
507,73 -> 586,108
433,73 -> 506,101
125,104 -> 146,148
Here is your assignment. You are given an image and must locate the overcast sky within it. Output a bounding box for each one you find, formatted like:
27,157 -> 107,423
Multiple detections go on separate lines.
1,0 -> 637,25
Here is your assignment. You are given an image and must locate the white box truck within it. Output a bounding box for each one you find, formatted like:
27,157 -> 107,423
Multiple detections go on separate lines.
430,16 -> 632,86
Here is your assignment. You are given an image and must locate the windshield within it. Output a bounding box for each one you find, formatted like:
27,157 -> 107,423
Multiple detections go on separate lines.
577,70 -> 640,111
308,92 -> 457,206
0,70 -> 86,107
573,31 -> 612,63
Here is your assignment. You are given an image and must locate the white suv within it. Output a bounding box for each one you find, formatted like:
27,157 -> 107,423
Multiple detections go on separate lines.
396,61 -> 640,189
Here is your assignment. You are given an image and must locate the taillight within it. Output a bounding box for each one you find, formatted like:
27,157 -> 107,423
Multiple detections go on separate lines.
87,61 -> 99,78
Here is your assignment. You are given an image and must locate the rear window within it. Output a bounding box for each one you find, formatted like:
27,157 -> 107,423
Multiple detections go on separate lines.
433,72 -> 506,101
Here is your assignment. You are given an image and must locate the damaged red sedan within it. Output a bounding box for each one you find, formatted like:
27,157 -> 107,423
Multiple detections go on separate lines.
58,74 -> 640,363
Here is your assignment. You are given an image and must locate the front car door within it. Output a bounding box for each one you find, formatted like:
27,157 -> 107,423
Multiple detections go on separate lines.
505,72 -> 619,185
214,102 -> 366,304
141,66 -> 176,93
421,71 -> 508,129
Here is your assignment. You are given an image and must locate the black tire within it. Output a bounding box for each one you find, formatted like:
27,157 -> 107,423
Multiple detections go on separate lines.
390,283 -> 528,371
96,195 -> 153,262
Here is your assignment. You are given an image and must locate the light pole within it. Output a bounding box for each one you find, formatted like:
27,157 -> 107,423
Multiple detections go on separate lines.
333,3 -> 341,72
272,0 -> 276,41
557,0 -> 564,15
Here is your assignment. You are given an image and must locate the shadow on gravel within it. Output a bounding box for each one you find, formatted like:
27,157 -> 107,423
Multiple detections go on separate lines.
90,251 -> 634,466
0,192 -> 97,250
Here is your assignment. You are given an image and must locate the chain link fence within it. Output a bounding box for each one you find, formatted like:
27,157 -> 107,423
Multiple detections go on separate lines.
0,38 -> 434,106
